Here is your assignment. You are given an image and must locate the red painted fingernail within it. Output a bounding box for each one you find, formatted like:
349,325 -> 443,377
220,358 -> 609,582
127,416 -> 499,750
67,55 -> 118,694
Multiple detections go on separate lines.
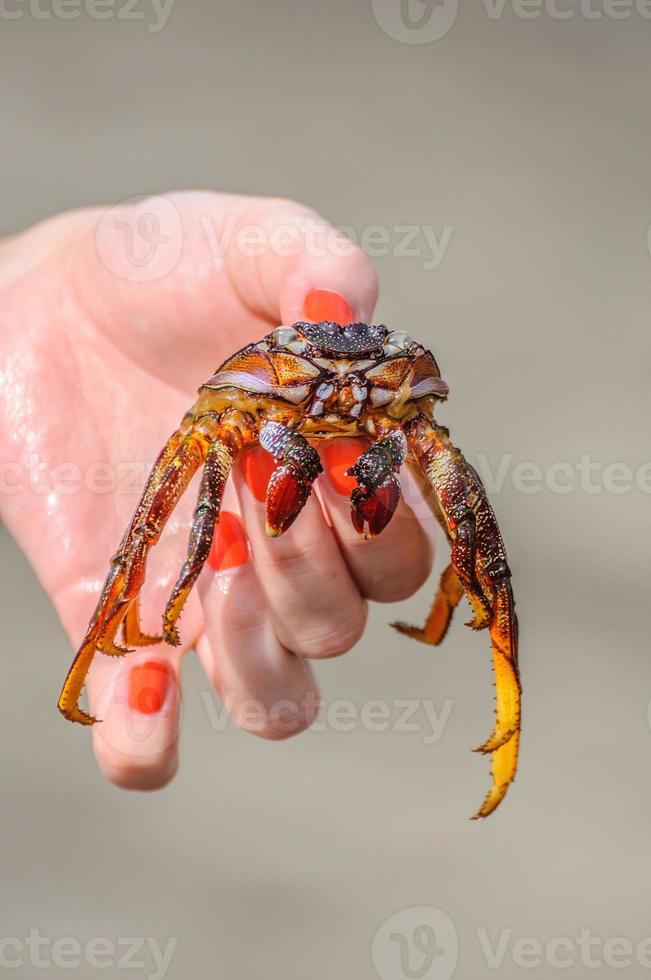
209,510 -> 249,570
322,438 -> 369,495
304,289 -> 354,325
128,661 -> 174,715
241,445 -> 278,502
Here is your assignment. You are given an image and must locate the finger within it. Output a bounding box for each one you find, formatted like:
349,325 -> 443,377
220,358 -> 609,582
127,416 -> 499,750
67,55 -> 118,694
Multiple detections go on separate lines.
81,500 -> 211,788
86,647 -> 182,791
234,449 -> 367,659
68,192 -> 378,391
195,510 -> 319,740
317,439 -> 434,602
54,544 -> 197,791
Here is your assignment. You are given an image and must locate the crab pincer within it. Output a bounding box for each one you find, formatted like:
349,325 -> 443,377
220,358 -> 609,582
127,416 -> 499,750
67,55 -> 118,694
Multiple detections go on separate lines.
258,420 -> 323,537
346,430 -> 407,539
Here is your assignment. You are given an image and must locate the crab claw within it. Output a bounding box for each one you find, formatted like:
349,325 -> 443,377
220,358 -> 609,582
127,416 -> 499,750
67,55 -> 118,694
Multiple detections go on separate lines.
265,462 -> 310,537
350,473 -> 401,539
347,430 -> 406,540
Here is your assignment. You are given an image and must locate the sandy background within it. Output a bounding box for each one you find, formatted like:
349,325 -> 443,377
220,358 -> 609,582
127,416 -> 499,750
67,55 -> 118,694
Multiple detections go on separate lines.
1,1 -> 651,977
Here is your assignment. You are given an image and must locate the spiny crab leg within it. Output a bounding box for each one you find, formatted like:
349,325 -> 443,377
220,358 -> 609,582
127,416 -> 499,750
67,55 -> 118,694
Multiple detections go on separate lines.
346,429 -> 407,539
123,593 -> 161,648
163,432 -> 241,645
392,418 -> 521,819
395,563 -> 465,647
258,420 -> 323,536
104,421 -> 190,653
57,415 -> 219,725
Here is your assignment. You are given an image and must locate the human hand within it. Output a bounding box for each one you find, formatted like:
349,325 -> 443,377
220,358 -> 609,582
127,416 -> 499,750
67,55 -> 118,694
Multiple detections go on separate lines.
0,192 -> 433,788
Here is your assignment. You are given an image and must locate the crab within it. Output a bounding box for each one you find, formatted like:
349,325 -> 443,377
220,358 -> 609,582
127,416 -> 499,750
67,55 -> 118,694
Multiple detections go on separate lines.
58,319 -> 521,819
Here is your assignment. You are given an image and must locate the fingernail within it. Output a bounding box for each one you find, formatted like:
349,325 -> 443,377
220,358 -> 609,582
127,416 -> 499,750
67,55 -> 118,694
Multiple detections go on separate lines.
128,661 -> 174,715
322,438 -> 369,495
241,445 -> 277,502
303,289 -> 354,325
209,510 -> 249,570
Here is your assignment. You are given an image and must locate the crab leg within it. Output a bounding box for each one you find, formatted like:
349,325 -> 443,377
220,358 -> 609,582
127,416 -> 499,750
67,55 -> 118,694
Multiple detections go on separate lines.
123,593 -> 161,648
57,418 -> 216,725
346,429 -> 407,539
393,417 -> 521,819
107,422 -> 189,650
162,436 -> 236,645
259,420 -> 323,536
394,564 -> 465,646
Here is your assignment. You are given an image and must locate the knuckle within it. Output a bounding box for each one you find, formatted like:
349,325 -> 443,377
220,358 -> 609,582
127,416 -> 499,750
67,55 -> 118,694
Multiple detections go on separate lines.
233,690 -> 319,741
364,555 -> 432,603
347,524 -> 434,603
289,606 -> 367,659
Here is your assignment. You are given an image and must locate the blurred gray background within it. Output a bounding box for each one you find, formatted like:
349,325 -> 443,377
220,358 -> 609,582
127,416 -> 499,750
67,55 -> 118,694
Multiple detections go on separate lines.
2,1 -> 651,978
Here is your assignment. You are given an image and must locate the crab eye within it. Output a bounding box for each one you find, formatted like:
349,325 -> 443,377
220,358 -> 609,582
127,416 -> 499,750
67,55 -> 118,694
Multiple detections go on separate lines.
284,340 -> 308,354
272,327 -> 300,347
384,330 -> 413,351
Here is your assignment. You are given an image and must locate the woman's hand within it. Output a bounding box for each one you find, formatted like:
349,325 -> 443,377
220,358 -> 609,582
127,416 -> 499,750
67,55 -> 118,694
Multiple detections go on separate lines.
0,192 -> 433,789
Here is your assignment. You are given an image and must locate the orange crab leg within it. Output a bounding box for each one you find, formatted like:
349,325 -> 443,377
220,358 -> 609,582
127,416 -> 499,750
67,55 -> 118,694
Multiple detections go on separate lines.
122,593 -> 161,648
393,564 -> 465,646
393,417 -> 521,819
57,417 -> 216,724
477,577 -> 520,817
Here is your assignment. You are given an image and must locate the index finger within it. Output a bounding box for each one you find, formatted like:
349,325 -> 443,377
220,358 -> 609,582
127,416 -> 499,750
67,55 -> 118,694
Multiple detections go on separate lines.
68,191 -> 379,391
